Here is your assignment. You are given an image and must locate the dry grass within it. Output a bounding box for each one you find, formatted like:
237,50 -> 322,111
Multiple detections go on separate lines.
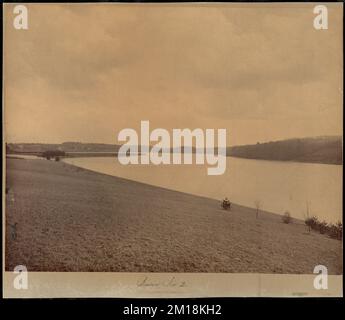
5,158 -> 343,274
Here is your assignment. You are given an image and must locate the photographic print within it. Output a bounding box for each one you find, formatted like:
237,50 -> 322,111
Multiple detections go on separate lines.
2,2 -> 343,298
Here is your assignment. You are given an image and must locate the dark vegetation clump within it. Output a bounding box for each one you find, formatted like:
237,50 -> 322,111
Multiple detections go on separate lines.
41,150 -> 65,160
282,211 -> 292,224
305,216 -> 342,240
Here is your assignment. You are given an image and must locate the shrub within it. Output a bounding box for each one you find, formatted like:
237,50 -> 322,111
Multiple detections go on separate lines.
304,216 -> 342,241
305,216 -> 318,230
282,211 -> 292,224
328,221 -> 342,240
318,220 -> 328,234
42,150 -> 65,159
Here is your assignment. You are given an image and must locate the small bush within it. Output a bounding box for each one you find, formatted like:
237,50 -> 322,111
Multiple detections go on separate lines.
42,150 -> 65,159
328,221 -> 342,240
305,216 -> 318,230
318,220 -> 328,234
304,216 -> 342,241
55,156 -> 60,161
221,198 -> 231,210
282,211 -> 292,224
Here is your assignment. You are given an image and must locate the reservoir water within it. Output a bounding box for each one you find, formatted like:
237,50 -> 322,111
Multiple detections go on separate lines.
63,156 -> 342,223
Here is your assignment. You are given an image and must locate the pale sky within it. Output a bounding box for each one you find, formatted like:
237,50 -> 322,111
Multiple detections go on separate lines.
4,3 -> 343,146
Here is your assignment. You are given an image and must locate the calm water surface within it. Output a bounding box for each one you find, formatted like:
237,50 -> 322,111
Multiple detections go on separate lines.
63,156 -> 342,222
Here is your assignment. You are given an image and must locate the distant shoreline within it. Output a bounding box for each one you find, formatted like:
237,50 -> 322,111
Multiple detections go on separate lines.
6,135 -> 342,165
226,154 -> 342,166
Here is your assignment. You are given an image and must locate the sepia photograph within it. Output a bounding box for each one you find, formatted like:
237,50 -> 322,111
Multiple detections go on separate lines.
2,2 -> 343,298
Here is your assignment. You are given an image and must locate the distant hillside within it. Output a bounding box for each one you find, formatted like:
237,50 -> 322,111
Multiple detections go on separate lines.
7,136 -> 343,165
227,136 -> 342,165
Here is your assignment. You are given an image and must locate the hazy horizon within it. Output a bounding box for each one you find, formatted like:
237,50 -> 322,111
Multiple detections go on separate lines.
4,3 -> 343,146
6,134 -> 342,148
